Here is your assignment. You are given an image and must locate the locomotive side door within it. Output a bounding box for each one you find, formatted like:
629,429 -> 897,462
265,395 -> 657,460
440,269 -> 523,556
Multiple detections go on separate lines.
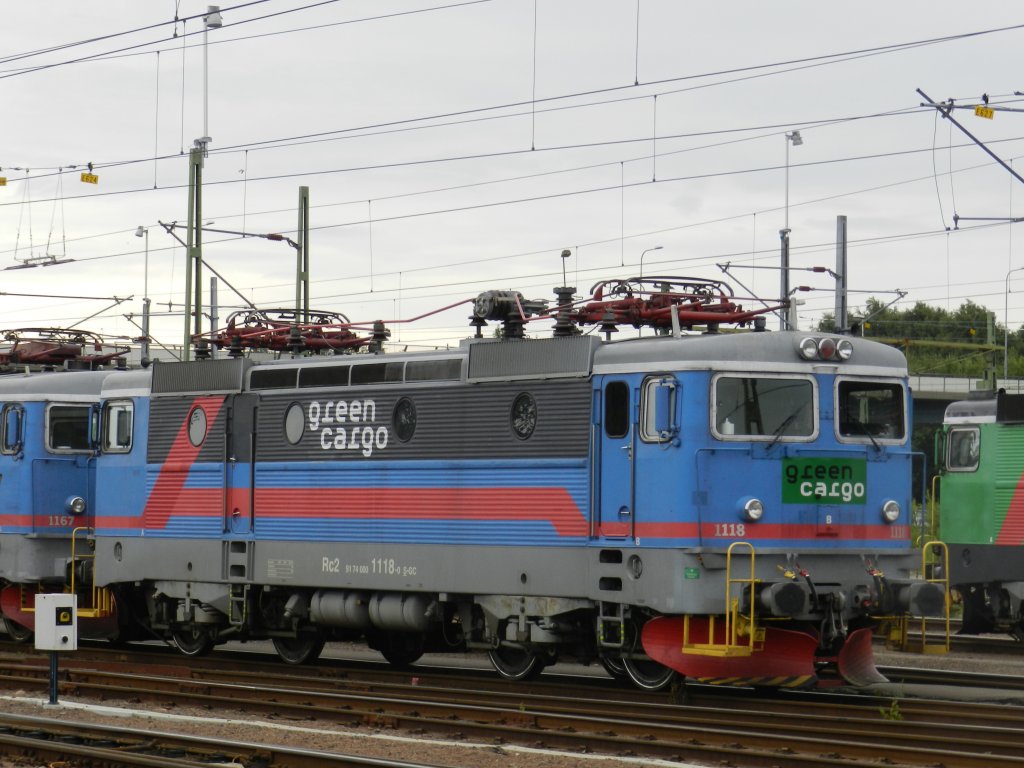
224,393 -> 257,536
34,403 -> 96,534
596,379 -> 634,539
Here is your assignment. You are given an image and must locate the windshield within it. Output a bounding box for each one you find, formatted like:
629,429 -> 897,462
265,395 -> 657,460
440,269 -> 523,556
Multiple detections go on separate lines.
837,380 -> 905,441
713,375 -> 814,439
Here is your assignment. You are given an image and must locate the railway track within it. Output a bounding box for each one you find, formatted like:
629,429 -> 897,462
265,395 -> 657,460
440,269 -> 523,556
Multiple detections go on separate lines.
0,710 -> 444,768
0,643 -> 1022,767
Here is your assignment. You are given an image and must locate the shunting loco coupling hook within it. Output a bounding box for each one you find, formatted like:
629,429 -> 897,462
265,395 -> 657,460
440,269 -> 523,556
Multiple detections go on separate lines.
818,593 -> 848,652
865,567 -> 896,614
860,555 -> 894,614
797,565 -> 820,612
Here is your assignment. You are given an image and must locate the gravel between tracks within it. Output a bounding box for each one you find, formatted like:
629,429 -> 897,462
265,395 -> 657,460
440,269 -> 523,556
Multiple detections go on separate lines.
0,686 -> 686,768
1,642 -> 1022,768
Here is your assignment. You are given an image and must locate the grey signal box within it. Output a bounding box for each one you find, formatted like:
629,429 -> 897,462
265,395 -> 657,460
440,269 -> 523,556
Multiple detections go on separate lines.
34,593 -> 78,652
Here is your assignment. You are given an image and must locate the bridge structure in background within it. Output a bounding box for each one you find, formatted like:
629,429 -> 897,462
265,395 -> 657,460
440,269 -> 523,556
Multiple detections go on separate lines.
910,375 -> 1022,425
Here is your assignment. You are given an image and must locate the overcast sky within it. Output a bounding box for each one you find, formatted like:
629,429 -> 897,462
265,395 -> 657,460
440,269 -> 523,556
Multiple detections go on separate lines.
3,1 -> 1023,355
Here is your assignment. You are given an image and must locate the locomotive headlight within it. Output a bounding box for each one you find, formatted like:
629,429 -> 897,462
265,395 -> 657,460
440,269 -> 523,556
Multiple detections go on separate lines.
798,337 -> 818,360
818,337 -> 838,360
836,338 -> 854,360
65,496 -> 87,516
881,499 -> 900,523
740,497 -> 764,522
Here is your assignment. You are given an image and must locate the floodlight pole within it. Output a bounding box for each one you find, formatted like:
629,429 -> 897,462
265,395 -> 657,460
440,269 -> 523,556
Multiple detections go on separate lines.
296,186 -> 310,323
780,130 -> 803,331
182,6 -> 221,362
184,145 -> 204,361
639,245 -> 662,278
135,226 -> 151,362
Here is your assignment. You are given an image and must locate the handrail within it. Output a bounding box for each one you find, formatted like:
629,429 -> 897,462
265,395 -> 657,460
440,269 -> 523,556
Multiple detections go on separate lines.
725,541 -> 758,650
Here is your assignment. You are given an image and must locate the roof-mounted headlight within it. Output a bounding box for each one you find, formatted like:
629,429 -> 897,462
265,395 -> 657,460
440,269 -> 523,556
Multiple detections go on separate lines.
798,336 -> 853,362
798,337 -> 818,360
818,337 -> 837,360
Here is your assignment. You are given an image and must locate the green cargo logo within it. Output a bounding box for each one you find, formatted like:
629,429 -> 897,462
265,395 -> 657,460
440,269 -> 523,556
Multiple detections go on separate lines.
782,458 -> 866,504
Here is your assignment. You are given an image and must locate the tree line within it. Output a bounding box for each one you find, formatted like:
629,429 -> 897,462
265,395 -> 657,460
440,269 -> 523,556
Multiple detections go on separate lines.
816,297 -> 1023,379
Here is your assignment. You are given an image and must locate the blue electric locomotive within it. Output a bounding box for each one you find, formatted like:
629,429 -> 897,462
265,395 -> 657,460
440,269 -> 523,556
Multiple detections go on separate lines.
4,278 -> 945,689
0,368 -> 124,640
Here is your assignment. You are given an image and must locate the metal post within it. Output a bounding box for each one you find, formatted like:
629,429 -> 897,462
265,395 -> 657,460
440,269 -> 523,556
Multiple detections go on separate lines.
202,7 -> 222,149
48,651 -> 58,706
639,245 -> 662,278
141,298 -> 151,364
835,215 -> 848,333
193,153 -> 203,346
297,186 -> 310,323
183,148 -> 198,361
136,226 -> 151,363
209,276 -> 218,360
785,139 -> 790,231
779,228 -> 790,331
781,131 -> 802,332
183,145 -> 206,361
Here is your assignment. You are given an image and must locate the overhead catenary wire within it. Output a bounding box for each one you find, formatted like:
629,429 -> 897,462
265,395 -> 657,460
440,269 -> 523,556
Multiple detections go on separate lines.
4,15 -> 1023,178
3,5 -> 1023,346
2,142 -> 1020,313
0,0 -> 492,76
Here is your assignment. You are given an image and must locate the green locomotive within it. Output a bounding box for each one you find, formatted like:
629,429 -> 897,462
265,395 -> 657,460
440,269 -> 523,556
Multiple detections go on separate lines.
937,392 -> 1024,638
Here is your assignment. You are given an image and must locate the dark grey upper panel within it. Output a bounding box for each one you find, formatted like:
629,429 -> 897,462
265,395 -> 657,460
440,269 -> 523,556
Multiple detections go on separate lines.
152,358 -> 251,394
466,337 -> 599,382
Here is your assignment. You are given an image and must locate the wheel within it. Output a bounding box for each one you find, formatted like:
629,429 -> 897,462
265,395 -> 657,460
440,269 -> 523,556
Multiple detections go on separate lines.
376,632 -> 424,668
622,655 -> 677,691
488,646 -> 546,681
171,627 -> 214,657
2,616 -> 32,644
620,615 -> 678,691
599,654 -> 629,681
272,635 -> 326,665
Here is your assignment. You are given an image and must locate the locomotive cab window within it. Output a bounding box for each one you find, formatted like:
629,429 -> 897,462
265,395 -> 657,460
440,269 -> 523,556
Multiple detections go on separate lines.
46,404 -> 94,453
1,405 -> 23,455
102,400 -> 134,453
712,374 -> 815,440
836,380 -> 905,442
947,426 -> 980,471
640,376 -> 679,442
604,381 -> 630,438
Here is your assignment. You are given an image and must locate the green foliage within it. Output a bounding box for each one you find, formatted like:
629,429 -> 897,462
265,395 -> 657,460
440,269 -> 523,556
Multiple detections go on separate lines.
818,298 -> 1022,378
879,698 -> 903,721
818,298 -> 1010,528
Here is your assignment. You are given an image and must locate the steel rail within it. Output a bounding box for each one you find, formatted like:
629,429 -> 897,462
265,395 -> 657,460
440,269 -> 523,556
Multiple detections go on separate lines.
0,650 -> 1022,767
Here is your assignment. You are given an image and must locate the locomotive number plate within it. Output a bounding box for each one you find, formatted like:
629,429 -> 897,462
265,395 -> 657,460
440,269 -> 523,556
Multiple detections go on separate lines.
782,457 -> 866,505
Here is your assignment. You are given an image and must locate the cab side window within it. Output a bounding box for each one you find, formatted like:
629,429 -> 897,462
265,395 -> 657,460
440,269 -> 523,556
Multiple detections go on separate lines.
640,376 -> 679,442
47,405 -> 92,453
1,405 -> 23,455
103,401 -> 134,453
947,427 -> 980,471
605,381 -> 630,438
